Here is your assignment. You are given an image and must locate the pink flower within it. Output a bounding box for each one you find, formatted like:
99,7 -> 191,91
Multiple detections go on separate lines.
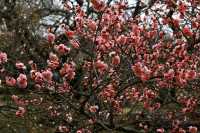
164,69 -> 175,80
162,18 -> 169,25
140,70 -> 151,82
34,72 -> 43,84
49,52 -> 59,61
76,129 -> 83,133
16,107 -> 26,117
112,55 -> 120,65
101,29 -> 110,40
70,40 -> 80,49
132,62 -> 151,82
60,63 -> 75,80
55,44 -> 71,55
132,62 -> 143,77
95,60 -> 108,73
91,0 -> 105,12
153,103 -> 161,110
178,2 -> 187,15
60,63 -> 71,76
42,69 -> 53,82
47,33 -> 55,43
5,76 -> 16,87
0,52 -> 7,64
87,19 -> 97,31
156,128 -> 164,133
183,26 -> 193,37
185,70 -> 196,80
144,89 -> 156,99
16,62 -> 26,70
117,35 -> 127,45
189,126 -> 198,133
47,53 -> 60,69
17,74 -> 27,89
65,30 -> 75,38
100,84 -> 116,100
172,19 -> 180,28
176,71 -> 187,86
159,31 -> 164,38
192,21 -> 198,29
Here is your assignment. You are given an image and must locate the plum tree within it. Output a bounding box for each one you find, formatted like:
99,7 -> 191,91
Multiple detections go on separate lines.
0,0 -> 200,132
